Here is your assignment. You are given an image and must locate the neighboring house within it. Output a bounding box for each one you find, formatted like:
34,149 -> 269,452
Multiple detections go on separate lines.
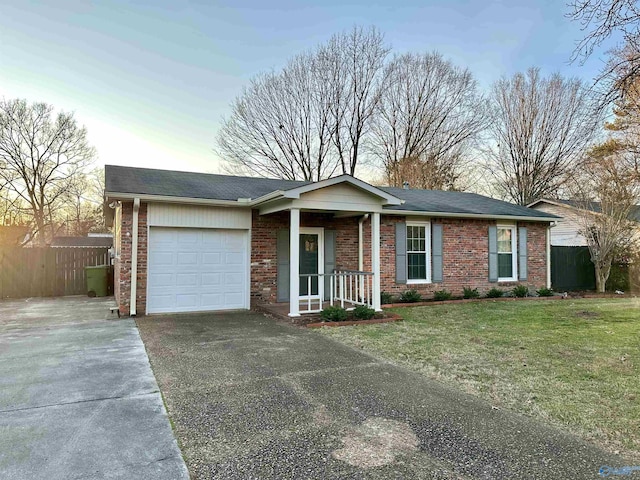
528,199 -> 640,246
105,165 -> 557,317
50,233 -> 114,248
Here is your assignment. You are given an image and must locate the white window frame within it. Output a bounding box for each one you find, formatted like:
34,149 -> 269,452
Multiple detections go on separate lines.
406,221 -> 431,284
299,227 -> 324,300
497,223 -> 518,282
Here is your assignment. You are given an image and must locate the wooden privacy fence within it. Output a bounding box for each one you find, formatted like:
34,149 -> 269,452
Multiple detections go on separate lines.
0,247 -> 110,299
551,246 -> 595,292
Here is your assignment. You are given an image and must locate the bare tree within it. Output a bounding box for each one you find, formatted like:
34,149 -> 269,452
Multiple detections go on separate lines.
60,168 -> 105,236
485,68 -> 601,205
218,26 -> 389,180
317,26 -> 390,175
0,99 -> 95,245
218,53 -> 336,181
567,0 -> 640,61
567,1 -> 640,106
570,141 -> 640,291
371,52 -> 487,189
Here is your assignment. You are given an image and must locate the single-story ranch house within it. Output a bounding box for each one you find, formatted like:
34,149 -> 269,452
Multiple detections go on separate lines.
105,165 -> 558,317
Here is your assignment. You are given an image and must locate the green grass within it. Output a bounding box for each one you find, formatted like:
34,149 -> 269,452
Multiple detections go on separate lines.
318,298 -> 640,459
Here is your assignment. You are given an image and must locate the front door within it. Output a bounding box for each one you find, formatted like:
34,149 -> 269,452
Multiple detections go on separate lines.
299,228 -> 323,298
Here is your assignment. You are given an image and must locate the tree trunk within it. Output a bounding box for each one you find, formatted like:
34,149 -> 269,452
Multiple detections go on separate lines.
594,260 -> 612,293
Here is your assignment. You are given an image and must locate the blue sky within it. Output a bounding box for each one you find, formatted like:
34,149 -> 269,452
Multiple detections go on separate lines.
0,0 -> 614,174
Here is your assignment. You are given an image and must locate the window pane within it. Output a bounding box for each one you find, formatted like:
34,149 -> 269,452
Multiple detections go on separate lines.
497,228 -> 512,253
408,253 -> 427,280
407,226 -> 426,252
498,253 -> 512,278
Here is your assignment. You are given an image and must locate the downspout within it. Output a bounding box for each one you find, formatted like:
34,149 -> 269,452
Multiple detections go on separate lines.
130,198 -> 140,317
358,214 -> 370,271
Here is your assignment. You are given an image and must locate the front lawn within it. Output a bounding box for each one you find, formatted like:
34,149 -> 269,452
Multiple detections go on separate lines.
318,298 -> 640,459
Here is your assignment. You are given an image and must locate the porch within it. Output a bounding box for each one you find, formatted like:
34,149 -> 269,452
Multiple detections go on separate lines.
278,209 -> 382,316
250,177 -> 405,317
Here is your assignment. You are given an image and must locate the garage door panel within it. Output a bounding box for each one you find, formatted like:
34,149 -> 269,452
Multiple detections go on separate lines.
200,293 -> 223,308
177,252 -> 198,265
201,273 -> 221,286
202,253 -> 222,264
151,252 -> 174,266
176,294 -> 198,308
225,252 -> 244,265
177,231 -> 199,244
225,272 -> 244,286
149,273 -> 174,287
147,294 -> 174,309
147,227 -> 248,314
176,273 -> 198,286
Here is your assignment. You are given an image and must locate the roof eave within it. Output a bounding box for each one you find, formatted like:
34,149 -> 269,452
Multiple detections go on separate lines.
105,191 -> 252,207
382,209 -> 557,222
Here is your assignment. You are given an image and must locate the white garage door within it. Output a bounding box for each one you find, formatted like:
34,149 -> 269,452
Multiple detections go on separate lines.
147,227 -> 249,314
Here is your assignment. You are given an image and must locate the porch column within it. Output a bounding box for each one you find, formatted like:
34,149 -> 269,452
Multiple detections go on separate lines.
289,208 -> 300,317
371,212 -> 382,311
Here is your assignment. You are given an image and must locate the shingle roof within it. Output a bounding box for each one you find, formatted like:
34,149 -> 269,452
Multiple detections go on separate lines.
105,165 -> 556,220
534,199 -> 640,222
380,187 -> 555,219
105,165 -> 309,201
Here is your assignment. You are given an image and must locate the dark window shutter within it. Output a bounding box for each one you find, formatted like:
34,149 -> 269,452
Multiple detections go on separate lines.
488,226 -> 498,283
277,229 -> 290,302
324,230 -> 336,300
395,222 -> 407,284
519,226 -> 528,281
432,223 -> 443,283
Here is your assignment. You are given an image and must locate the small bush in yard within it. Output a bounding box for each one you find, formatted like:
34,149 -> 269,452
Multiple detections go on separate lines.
353,305 -> 376,320
320,305 -> 348,322
512,285 -> 529,298
380,291 -> 394,305
537,287 -> 554,297
433,289 -> 452,301
486,287 -> 504,298
463,286 -> 480,299
400,289 -> 422,303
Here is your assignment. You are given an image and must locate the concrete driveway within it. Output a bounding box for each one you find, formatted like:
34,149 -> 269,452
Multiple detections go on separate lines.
0,297 -> 188,480
138,311 -> 628,480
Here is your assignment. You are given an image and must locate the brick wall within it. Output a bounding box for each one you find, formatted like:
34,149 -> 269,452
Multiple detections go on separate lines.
116,201 -> 148,316
377,216 -> 548,298
250,210 -> 360,304
115,204 -> 549,314
250,212 -> 549,303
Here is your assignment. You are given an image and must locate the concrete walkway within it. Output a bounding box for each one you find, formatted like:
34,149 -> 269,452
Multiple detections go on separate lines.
0,297 -> 189,480
138,311 -> 628,480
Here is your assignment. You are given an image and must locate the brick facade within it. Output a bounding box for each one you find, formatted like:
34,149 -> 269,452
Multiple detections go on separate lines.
250,210 -> 361,304
250,212 -> 548,303
114,201 -> 148,316
117,205 -> 548,315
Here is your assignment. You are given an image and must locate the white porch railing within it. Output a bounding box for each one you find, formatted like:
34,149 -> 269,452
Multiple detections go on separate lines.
299,270 -> 374,314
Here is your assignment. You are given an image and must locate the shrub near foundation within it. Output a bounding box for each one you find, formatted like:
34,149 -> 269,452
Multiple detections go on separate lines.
320,305 -> 348,322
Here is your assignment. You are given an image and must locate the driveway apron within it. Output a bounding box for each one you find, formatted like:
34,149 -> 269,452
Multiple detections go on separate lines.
0,297 -> 189,480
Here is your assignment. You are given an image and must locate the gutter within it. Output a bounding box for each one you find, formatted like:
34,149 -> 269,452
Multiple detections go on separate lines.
105,192 -> 250,207
130,198 -> 140,317
107,192 -> 557,222
382,210 -> 558,223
